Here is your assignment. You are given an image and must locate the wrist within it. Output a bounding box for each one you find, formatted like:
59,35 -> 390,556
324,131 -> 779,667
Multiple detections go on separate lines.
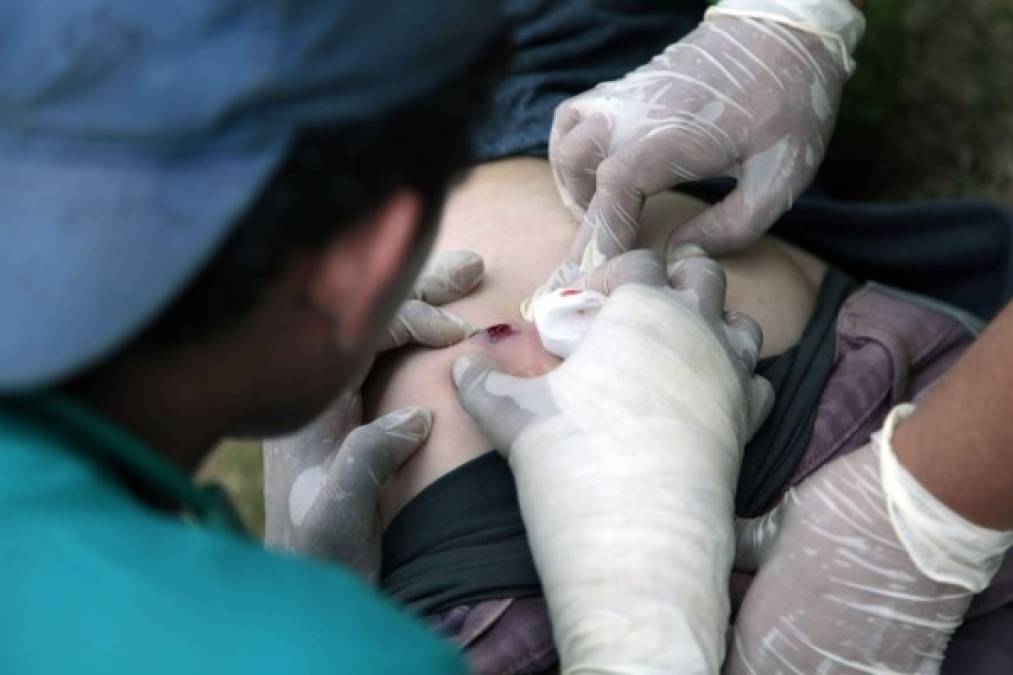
710,0 -> 866,72
516,421 -> 737,674
879,405 -> 1013,593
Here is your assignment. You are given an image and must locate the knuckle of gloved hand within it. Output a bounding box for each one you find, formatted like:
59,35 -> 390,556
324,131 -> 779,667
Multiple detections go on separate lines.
396,298 -> 427,323
595,156 -> 635,196
551,98 -> 576,123
550,101 -> 581,138
613,249 -> 666,286
339,426 -> 391,481
553,140 -> 586,179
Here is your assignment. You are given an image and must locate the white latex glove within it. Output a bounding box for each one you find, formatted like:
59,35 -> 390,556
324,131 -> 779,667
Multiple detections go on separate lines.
540,0 -> 865,299
262,250 -> 483,581
453,249 -> 774,674
727,405 -> 1013,674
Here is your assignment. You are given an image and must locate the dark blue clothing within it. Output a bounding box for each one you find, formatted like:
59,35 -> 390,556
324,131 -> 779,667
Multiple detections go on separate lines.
472,0 -> 707,162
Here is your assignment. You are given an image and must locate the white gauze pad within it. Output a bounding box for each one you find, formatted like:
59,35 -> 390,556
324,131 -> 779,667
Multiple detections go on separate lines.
531,288 -> 607,358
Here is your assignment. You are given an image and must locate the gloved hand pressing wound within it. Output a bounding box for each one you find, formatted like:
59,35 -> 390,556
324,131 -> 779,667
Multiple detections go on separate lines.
729,405 -> 1013,674
537,0 -> 865,303
454,248 -> 774,674
262,250 -> 483,581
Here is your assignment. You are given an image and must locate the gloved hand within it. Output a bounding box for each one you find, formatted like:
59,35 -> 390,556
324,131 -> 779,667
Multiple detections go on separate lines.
262,250 -> 483,581
454,248 -> 773,674
540,0 -> 865,298
727,405 -> 1013,674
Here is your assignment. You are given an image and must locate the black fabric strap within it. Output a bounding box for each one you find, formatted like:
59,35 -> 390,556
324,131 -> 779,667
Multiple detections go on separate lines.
381,451 -> 541,615
738,267 -> 859,516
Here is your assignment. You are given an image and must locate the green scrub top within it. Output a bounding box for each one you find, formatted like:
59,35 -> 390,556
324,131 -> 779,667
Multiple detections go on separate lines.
0,393 -> 464,675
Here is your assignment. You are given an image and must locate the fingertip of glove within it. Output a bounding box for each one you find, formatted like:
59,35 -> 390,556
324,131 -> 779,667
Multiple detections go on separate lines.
378,406 -> 432,441
452,353 -> 496,390
438,306 -> 477,344
666,243 -> 709,278
750,376 -> 776,428
444,250 -> 485,288
669,243 -> 708,262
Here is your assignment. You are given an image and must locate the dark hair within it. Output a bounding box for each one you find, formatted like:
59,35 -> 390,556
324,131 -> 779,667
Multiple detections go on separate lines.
140,35 -> 509,346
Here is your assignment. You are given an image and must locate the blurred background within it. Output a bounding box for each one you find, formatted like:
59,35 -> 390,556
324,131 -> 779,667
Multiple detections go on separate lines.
198,0 -> 1013,539
822,0 -> 1012,203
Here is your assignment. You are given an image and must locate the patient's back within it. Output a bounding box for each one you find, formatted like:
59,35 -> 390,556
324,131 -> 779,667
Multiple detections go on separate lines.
364,157 -> 827,526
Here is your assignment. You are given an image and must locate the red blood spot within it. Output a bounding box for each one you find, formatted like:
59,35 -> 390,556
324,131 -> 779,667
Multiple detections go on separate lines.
484,323 -> 519,343
560,289 -> 582,297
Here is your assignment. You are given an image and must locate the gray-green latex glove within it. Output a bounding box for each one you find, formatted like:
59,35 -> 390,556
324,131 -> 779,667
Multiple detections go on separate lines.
454,248 -> 773,674
262,250 -> 483,581
538,0 -> 865,300
728,405 -> 1013,674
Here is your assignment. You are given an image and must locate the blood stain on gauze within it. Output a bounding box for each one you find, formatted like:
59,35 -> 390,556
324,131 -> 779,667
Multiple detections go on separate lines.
531,288 -> 607,358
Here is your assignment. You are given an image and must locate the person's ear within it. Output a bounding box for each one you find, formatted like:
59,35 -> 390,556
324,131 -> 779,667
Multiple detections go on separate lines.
308,189 -> 425,349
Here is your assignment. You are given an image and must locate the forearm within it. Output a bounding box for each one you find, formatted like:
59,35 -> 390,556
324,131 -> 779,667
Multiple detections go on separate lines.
729,303 -> 1013,673
894,302 -> 1013,529
516,422 -> 737,674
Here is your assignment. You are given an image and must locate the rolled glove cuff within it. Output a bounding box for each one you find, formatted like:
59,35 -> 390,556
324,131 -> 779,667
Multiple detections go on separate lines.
879,404 -> 1013,593
708,0 -> 866,74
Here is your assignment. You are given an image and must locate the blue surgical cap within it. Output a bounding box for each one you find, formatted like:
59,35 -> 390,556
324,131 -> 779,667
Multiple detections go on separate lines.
0,0 -> 502,391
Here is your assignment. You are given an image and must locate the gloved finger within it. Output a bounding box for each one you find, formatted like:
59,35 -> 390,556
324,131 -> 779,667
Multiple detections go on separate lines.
533,131 -> 684,305
412,250 -> 484,306
380,299 -> 475,351
748,375 -> 775,439
330,406 -> 432,496
666,179 -> 785,256
733,498 -> 787,573
667,242 -> 708,268
575,127 -> 737,271
578,249 -> 668,295
550,113 -> 610,213
549,99 -> 584,148
667,254 -> 727,318
724,311 -> 763,373
452,353 -> 556,453
572,160 -> 648,272
527,249 -> 664,319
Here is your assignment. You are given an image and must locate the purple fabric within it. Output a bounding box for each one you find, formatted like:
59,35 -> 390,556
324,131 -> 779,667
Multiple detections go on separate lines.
423,284 -> 1011,674
785,284 -> 976,492
428,598 -> 557,675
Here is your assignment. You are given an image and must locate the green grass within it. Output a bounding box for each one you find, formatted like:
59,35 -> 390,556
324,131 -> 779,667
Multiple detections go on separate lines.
197,440 -> 264,539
